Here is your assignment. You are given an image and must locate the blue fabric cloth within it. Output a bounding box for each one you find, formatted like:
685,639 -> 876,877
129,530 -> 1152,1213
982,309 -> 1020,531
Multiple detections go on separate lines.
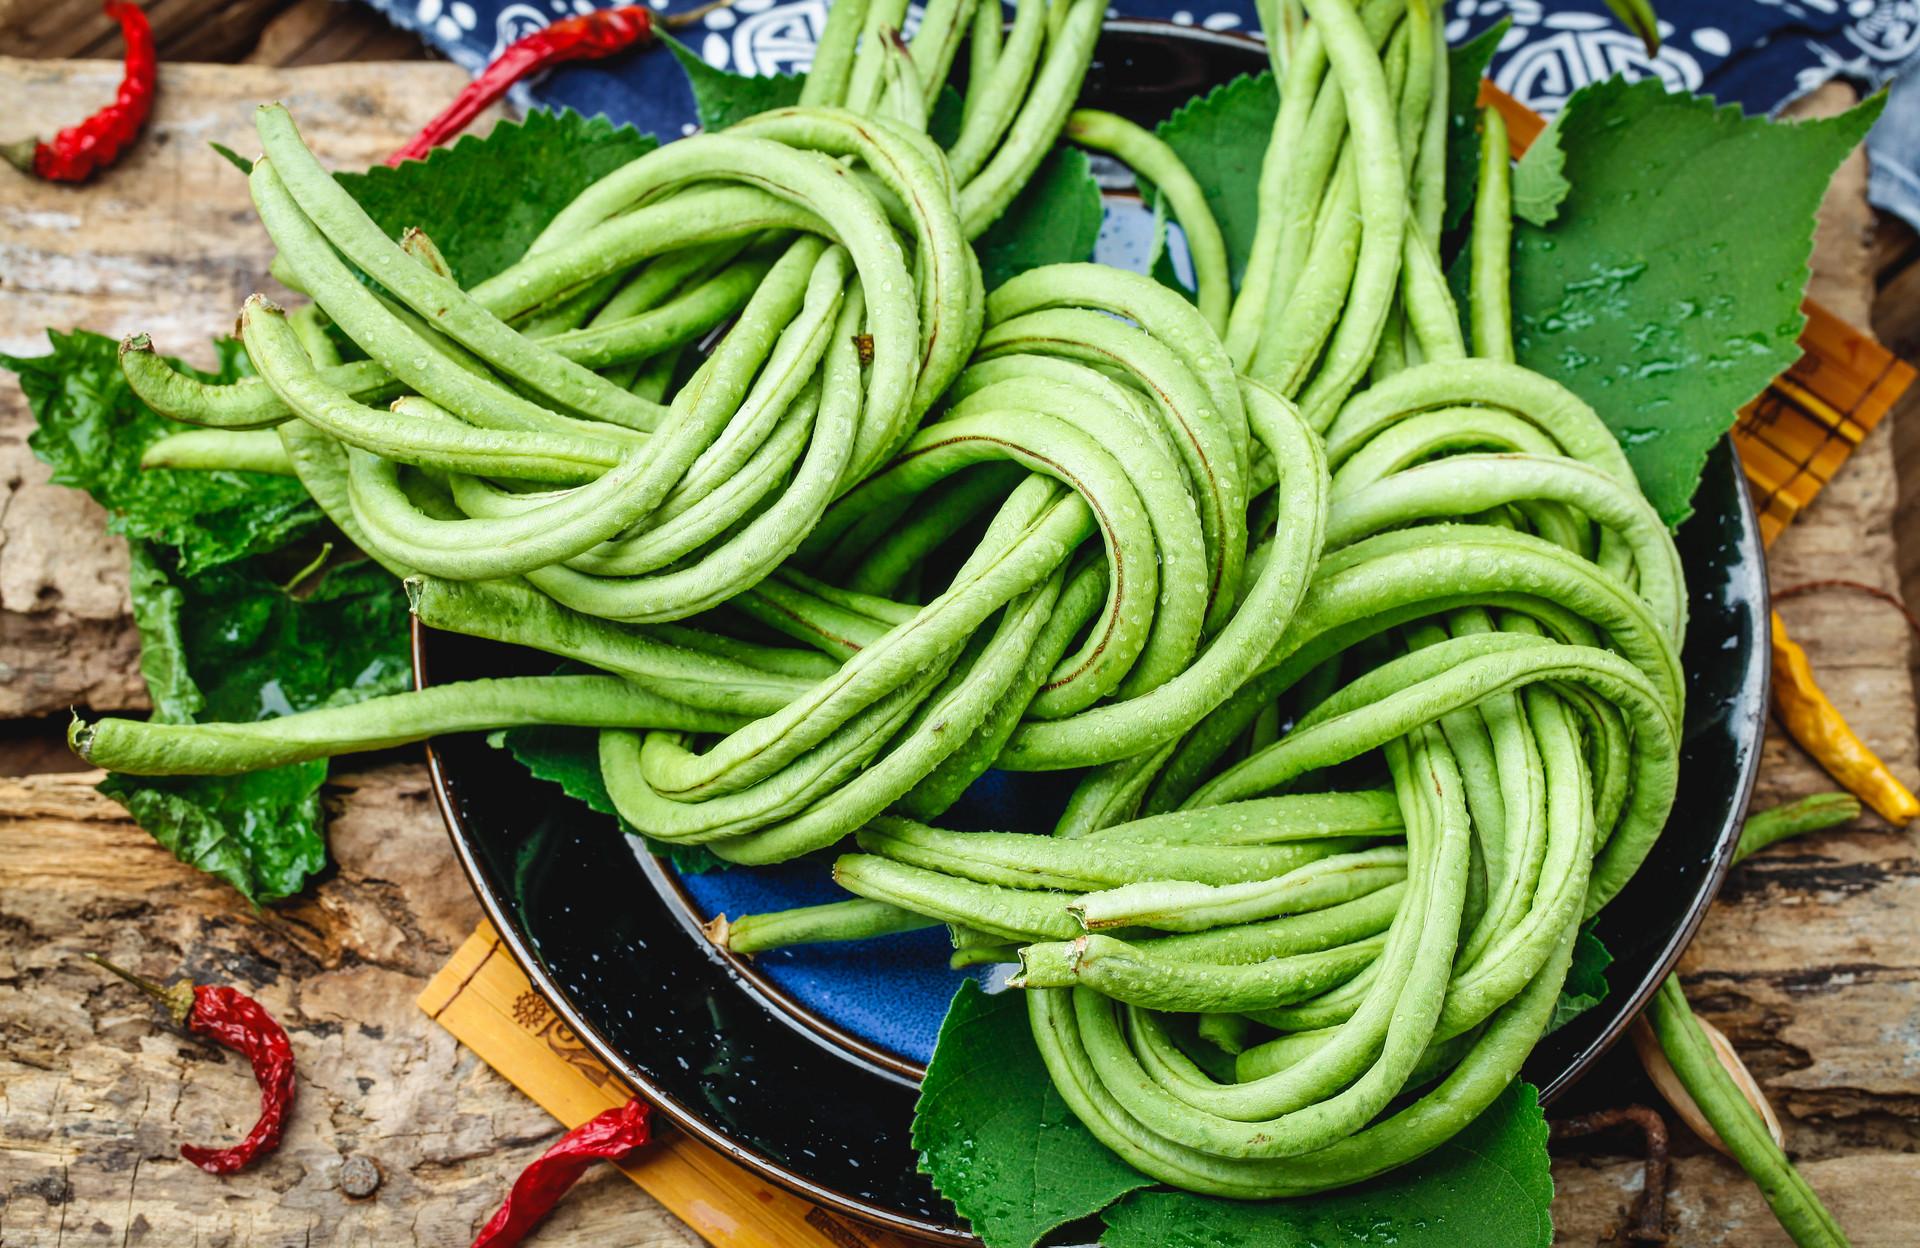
361,0 -> 1920,223
669,772 -> 1080,1066
1872,59 -> 1920,228
674,854 -> 994,1065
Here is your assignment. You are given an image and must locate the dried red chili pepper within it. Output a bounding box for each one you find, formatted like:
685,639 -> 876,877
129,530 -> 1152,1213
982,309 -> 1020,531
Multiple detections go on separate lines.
388,2 -> 725,167
471,1099 -> 652,1248
85,953 -> 296,1174
3,1 -> 157,183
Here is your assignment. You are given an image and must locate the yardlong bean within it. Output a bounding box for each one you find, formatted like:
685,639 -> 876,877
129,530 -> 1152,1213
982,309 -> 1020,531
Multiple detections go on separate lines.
693,1 -> 1685,1194
83,0 -> 1701,1213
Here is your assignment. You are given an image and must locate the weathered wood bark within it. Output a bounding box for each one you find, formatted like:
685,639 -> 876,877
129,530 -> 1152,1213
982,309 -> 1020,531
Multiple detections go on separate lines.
1,59 -> 1915,1248
0,766 -> 701,1247
0,56 -> 489,719
0,0 -> 420,68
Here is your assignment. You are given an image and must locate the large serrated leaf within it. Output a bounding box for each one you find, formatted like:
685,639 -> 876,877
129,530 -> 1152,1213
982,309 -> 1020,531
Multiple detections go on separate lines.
337,108 -> 658,287
1153,71 -> 1279,286
1510,77 -> 1882,524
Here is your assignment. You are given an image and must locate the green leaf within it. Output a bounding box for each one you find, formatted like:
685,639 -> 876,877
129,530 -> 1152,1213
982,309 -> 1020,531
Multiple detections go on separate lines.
102,546 -> 412,903
1099,1082 -> 1555,1248
1510,78 -> 1883,524
664,36 -> 805,133
1443,20 -> 1510,233
1549,921 -> 1613,1034
176,557 -> 413,724
126,542 -> 202,724
208,141 -> 253,174
915,981 -> 1152,1248
929,83 -> 965,149
100,765 -> 329,905
1154,71 -> 1279,285
1,330 -> 323,577
336,108 -> 658,288
1511,111 -> 1570,227
503,724 -> 726,874
974,146 -> 1103,291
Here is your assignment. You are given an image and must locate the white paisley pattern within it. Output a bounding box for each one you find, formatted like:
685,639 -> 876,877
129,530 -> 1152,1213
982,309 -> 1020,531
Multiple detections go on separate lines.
1447,2 -> 1706,112
699,0 -> 923,75
371,0 -> 1920,120
1450,0 -> 1920,115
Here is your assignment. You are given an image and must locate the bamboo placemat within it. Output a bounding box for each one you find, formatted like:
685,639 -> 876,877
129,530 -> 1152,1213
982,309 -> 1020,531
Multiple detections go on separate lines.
1735,300 -> 1914,545
1481,82 -> 1916,544
418,921 -> 925,1248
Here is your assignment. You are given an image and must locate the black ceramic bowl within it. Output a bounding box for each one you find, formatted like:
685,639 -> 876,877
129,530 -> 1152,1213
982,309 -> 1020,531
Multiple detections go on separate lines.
413,23 -> 1769,1243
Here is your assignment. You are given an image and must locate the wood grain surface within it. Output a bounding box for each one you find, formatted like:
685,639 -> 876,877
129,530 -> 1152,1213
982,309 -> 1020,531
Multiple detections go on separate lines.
1,58 -> 1917,1248
0,0 -> 424,66
0,56 -> 489,722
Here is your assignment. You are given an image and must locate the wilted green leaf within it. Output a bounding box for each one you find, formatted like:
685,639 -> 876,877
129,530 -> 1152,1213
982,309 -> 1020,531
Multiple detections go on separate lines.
101,546 -> 411,903
100,765 -> 330,906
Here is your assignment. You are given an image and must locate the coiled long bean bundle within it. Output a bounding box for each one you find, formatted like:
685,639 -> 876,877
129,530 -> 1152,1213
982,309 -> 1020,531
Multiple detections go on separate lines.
76,0 -> 1697,1208
712,0 -> 1686,1202
88,261 -> 1315,854
118,0 -> 1099,595
74,3 -> 1070,727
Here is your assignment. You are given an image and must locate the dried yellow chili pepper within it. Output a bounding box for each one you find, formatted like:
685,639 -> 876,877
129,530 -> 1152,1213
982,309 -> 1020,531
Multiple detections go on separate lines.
1770,610 -> 1920,825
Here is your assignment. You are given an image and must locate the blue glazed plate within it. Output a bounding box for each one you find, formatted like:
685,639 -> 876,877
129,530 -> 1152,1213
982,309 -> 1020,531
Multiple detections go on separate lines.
416,23 -> 1768,1243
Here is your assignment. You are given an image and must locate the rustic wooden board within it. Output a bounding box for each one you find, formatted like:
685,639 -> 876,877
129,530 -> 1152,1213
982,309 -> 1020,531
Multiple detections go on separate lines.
0,767 -> 703,1247
0,0 -> 423,66
0,59 -> 1916,1248
0,55 -> 489,720
1718,89 -> 1920,1185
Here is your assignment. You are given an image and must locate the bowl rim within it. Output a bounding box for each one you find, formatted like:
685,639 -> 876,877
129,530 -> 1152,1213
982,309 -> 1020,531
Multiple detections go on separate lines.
1534,442 -> 1768,1100
417,634 -> 981,1244
414,20 -> 1769,1240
